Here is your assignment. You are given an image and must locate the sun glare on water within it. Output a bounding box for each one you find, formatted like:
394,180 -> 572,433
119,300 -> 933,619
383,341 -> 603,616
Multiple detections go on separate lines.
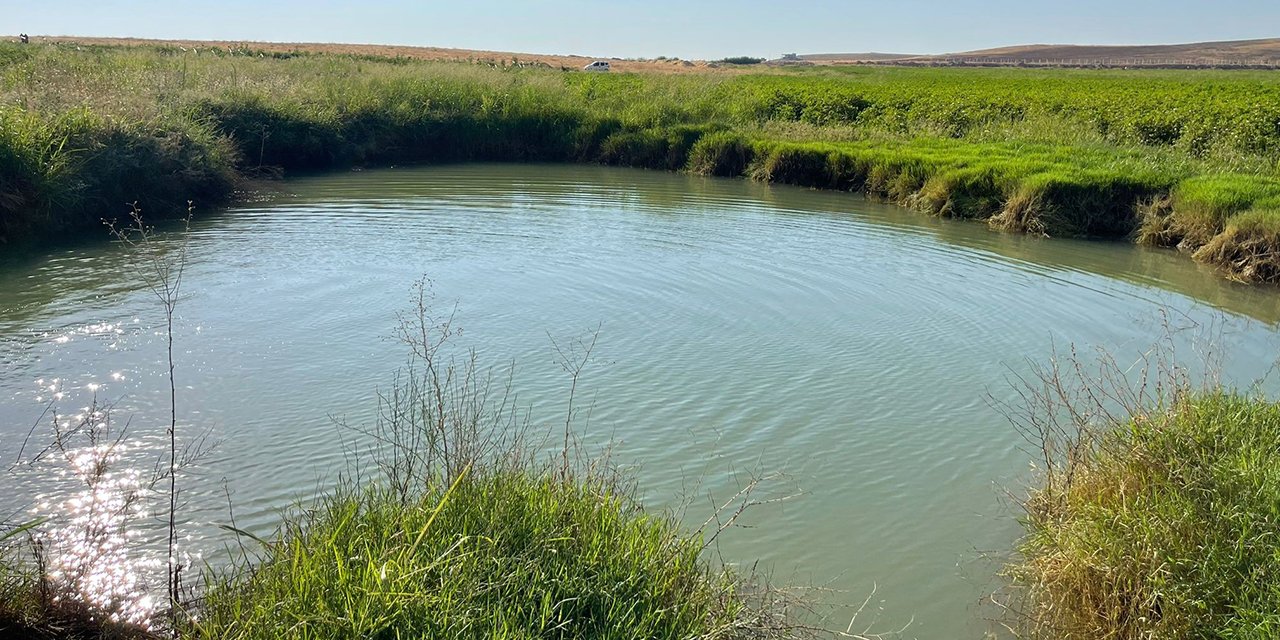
38,442 -> 160,627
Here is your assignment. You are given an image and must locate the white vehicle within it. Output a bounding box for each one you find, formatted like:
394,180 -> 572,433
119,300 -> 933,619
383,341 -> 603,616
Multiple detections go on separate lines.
582,60 -> 611,72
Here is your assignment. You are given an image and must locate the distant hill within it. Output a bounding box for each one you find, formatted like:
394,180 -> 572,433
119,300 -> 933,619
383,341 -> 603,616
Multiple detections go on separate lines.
948,38 -> 1280,65
799,52 -> 920,62
806,38 -> 1280,68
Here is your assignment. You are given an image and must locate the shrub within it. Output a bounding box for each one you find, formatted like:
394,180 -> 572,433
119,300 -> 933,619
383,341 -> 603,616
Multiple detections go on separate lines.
1012,392 -> 1280,639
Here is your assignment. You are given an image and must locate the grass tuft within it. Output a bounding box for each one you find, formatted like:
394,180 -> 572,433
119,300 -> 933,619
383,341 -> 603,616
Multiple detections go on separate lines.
190,471 -> 771,640
1011,392 -> 1280,639
1194,208 -> 1280,283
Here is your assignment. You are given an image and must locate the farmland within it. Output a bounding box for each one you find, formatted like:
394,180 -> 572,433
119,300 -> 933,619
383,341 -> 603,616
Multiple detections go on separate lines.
3,41 -> 1280,281
6,36 -> 1280,640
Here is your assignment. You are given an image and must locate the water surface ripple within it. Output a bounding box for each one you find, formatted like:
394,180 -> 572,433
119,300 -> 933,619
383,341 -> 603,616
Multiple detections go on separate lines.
3,164 -> 1279,638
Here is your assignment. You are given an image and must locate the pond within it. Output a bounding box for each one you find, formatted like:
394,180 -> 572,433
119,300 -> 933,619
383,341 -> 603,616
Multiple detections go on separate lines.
3,164 -> 1278,637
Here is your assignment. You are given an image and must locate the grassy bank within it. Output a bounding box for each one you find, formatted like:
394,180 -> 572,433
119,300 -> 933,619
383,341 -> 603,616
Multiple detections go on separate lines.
2,450 -> 791,640
2,463 -> 793,640
4,41 -> 1280,281
191,471 -> 773,639
1008,389 -> 1280,638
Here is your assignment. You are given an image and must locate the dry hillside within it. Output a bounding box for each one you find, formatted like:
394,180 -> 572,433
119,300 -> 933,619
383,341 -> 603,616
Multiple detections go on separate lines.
21,35 -> 721,74
946,38 -> 1280,65
800,52 -> 919,62
809,38 -> 1280,67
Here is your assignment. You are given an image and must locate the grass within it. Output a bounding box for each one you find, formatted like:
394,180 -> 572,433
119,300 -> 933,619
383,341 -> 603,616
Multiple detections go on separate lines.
696,135 -> 1185,237
1010,391 -> 1280,639
1194,209 -> 1280,283
5,41 -> 1280,282
189,470 -> 772,640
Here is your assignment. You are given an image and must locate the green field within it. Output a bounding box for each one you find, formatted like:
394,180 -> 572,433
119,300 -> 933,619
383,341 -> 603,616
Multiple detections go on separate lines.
3,41 -> 1280,282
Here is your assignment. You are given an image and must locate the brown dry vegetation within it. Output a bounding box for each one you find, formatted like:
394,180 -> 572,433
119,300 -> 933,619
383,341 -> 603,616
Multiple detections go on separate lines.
951,37 -> 1280,63
809,37 -> 1280,68
23,35 -> 723,74
799,53 -> 921,62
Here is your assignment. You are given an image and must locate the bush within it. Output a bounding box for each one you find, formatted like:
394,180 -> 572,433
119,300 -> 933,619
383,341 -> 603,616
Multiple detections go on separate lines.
1012,392 -> 1280,639
1003,335 -> 1280,639
192,471 -> 770,640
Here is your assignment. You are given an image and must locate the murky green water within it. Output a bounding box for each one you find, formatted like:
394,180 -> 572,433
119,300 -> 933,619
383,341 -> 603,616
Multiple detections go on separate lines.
3,164 -> 1279,637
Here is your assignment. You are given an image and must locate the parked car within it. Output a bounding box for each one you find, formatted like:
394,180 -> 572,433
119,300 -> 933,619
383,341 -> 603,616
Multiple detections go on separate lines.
582,61 -> 610,72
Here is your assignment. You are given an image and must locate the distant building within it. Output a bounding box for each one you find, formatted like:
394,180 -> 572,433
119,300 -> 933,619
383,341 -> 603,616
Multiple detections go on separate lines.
780,53 -> 799,61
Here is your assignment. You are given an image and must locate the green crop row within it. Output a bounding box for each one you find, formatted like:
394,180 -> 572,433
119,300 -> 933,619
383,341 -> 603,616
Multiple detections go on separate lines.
726,67 -> 1280,161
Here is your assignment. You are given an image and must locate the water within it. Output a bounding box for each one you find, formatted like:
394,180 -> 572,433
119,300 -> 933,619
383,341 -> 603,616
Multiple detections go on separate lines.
3,164 -> 1279,637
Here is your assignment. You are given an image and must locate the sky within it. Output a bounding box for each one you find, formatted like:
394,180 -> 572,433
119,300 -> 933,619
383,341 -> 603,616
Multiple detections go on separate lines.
6,1 -> 1280,60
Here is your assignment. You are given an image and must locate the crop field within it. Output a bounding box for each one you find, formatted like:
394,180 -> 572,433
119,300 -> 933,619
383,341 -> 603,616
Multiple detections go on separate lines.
3,41 -> 1280,281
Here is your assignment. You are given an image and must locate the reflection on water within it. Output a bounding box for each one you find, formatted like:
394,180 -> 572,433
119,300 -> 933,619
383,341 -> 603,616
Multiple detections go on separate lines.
2,164 -> 1279,636
31,432 -> 157,627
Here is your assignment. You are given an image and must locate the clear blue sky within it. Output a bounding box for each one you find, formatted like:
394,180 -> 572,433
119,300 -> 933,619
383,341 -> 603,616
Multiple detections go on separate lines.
7,1 -> 1280,59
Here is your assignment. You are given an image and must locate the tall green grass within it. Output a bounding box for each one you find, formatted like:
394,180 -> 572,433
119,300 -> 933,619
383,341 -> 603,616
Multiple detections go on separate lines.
191,471 -> 767,640
5,41 -> 1280,281
1011,392 -> 1280,639
1002,334 -> 1280,638
0,104 -> 237,244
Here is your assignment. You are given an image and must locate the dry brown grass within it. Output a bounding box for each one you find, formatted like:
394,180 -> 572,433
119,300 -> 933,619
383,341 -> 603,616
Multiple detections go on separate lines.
1194,220 -> 1280,283
809,37 -> 1280,67
20,35 -> 727,75
951,38 -> 1280,63
989,189 -> 1050,236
